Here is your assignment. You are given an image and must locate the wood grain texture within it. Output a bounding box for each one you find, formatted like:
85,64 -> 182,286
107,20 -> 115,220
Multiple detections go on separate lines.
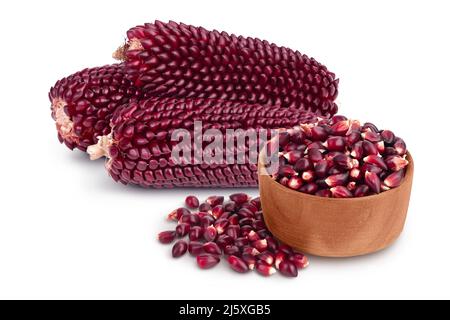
258,152 -> 414,257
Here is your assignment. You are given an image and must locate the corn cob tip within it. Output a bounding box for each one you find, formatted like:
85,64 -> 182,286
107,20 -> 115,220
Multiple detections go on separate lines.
51,98 -> 78,146
112,45 -> 127,61
113,39 -> 143,61
49,64 -> 144,152
87,135 -> 112,160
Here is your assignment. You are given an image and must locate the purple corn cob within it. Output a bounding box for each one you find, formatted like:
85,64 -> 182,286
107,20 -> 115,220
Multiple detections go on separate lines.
115,20 -> 339,116
49,64 -> 147,151
88,97 -> 317,188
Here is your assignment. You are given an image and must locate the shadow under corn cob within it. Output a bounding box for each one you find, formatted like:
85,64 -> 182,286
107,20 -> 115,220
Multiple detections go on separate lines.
49,64 -> 148,151
114,20 -> 339,117
88,97 -> 317,188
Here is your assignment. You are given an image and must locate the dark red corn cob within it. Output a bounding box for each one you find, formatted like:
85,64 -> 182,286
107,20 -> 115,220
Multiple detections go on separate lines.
49,64 -> 146,151
115,20 -> 339,116
88,97 -> 317,188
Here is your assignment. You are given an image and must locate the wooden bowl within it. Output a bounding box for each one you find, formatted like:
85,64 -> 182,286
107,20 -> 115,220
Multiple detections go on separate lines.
258,151 -> 414,257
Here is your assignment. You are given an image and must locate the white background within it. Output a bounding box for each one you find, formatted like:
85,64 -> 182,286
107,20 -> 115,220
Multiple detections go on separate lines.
0,0 -> 448,300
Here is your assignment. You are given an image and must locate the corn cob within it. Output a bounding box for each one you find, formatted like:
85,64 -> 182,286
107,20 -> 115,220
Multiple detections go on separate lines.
49,64 -> 147,151
88,97 -> 317,188
114,20 -> 339,116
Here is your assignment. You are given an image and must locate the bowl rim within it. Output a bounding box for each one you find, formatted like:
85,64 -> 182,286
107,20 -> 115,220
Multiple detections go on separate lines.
258,150 -> 414,203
